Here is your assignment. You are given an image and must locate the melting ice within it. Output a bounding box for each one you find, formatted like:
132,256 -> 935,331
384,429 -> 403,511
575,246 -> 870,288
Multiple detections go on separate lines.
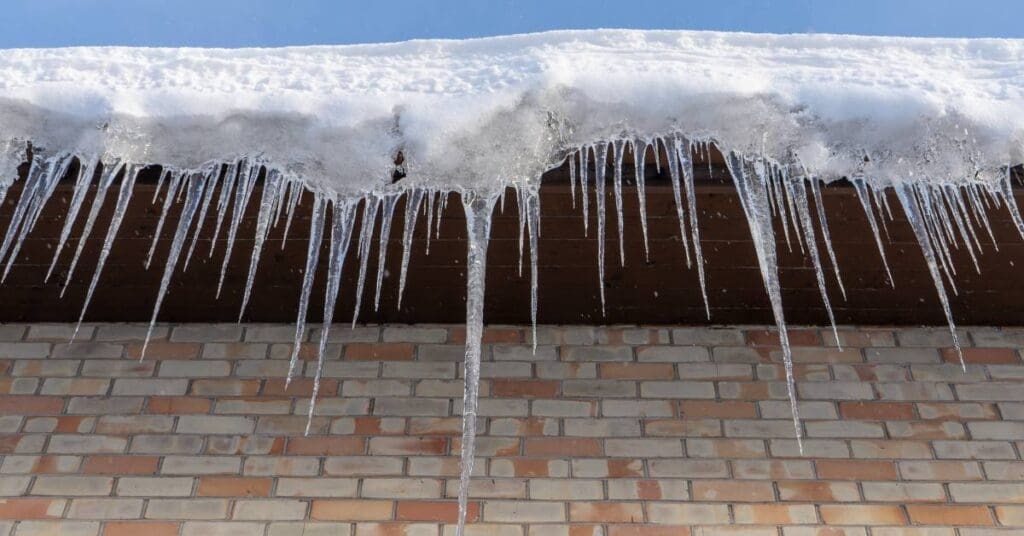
0,30 -> 1023,535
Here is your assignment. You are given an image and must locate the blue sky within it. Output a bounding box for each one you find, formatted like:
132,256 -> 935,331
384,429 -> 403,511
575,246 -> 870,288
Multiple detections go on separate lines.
2,0 -> 1021,48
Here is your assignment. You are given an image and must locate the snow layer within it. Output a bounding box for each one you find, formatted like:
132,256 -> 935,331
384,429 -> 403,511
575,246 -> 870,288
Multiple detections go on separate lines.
1,29 -> 1023,192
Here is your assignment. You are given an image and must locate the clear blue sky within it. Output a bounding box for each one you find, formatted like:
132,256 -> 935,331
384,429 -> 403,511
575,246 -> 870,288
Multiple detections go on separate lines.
2,0 -> 1021,48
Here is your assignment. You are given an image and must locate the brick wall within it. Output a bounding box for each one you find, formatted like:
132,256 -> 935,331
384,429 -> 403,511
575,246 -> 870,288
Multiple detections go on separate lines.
0,323 -> 1022,535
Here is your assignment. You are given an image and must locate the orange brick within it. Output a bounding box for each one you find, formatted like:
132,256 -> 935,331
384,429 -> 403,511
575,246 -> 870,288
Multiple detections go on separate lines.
263,378 -> 339,397
907,505 -> 993,526
395,500 -> 479,522
820,505 -> 906,525
679,400 -> 757,419
525,438 -> 602,457
82,456 -> 159,475
817,460 -> 898,480
0,396 -> 63,415
103,522 -> 179,536
126,342 -> 200,360
344,343 -> 414,361
197,477 -> 272,497
0,498 -> 63,519
491,379 -> 559,398
146,396 -> 211,414
840,402 -> 915,420
570,502 -> 645,523
286,437 -> 366,455
747,329 -> 820,346
607,527 -> 691,536
734,504 -> 816,524
369,437 -> 447,455
599,363 -> 674,379
311,500 -> 394,521
691,480 -> 774,502
449,327 -> 522,344
942,347 -> 1019,364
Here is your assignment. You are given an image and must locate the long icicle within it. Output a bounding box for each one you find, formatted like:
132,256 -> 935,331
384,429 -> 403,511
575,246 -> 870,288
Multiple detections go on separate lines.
808,177 -> 847,299
238,170 -> 284,320
45,157 -> 98,282
73,164 -> 140,339
455,190 -> 496,536
306,197 -> 357,435
286,194 -> 327,386
593,143 -> 608,315
216,162 -> 259,297
352,195 -> 381,326
372,195 -> 398,311
679,139 -> 710,318
146,171 -> 184,269
141,173 -> 208,358
396,189 -> 424,309
894,184 -> 965,370
634,139 -> 651,261
726,153 -> 802,452
61,161 -> 124,296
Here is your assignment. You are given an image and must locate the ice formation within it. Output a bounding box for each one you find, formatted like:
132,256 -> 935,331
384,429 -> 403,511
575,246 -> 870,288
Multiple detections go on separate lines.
1,30 -> 1023,534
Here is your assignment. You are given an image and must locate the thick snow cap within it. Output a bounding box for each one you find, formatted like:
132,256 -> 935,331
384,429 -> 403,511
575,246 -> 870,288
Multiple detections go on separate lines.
0,29 -> 1022,192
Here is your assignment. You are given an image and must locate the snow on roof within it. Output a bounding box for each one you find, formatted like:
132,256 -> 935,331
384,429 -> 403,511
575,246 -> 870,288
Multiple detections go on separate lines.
1,29 -> 1022,192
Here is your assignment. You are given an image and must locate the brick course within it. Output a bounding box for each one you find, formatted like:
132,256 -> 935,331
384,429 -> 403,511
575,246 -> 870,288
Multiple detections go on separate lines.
0,323 -> 1020,534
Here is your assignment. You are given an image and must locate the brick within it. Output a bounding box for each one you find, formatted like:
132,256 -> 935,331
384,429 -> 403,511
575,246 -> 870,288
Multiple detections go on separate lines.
734,504 -> 817,524
485,501 -> 565,523
907,505 -> 993,526
14,521 -> 99,536
146,499 -> 230,520
568,502 -> 643,523
275,478 -> 358,498
396,500 -> 480,522
47,435 -> 126,454
32,476 -> 113,496
311,500 -> 393,521
82,456 -> 159,475
102,522 -> 180,536
126,342 -> 202,360
67,498 -> 144,519
116,477 -> 194,497
382,327 -> 447,343
816,460 -> 897,480
177,416 -> 255,435
692,480 -> 774,502
130,435 -> 203,455
819,505 -> 906,525
198,477 -> 272,497
233,499 -> 307,520
344,343 -> 414,360
180,522 -> 264,535
0,498 -> 66,519
646,503 -> 729,524
0,396 -> 63,415
778,481 -> 860,502
640,381 -> 713,398
564,346 -> 633,362
112,379 -> 188,396
862,482 -> 946,502
162,456 -> 240,475
171,325 -> 243,342
950,483 -> 1024,503
51,343 -> 122,359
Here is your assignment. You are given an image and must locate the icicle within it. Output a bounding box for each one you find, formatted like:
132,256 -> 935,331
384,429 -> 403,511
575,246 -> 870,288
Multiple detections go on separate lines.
612,139 -> 626,266
74,165 -> 140,339
579,146 -> 590,237
665,137 -> 692,267
455,191 -> 496,536
216,162 -> 259,297
280,178 -> 304,249
237,170 -> 284,320
45,157 -> 98,282
633,138 -> 651,261
424,190 -> 436,255
182,166 -> 221,270
516,185 -> 527,277
999,168 -> 1024,240
808,178 -> 846,299
787,178 -> 840,344
525,186 -> 541,352
141,173 -> 208,358
894,184 -> 965,370
567,151 -> 577,209
373,195 -> 398,311
940,185 -> 981,273
852,179 -> 895,287
964,183 -> 999,249
593,143 -> 608,316
208,163 -> 239,256
1,156 -> 72,281
679,140 -> 710,319
306,197 -> 358,434
60,161 -> 123,295
396,189 -> 423,309
286,195 -> 327,385
151,169 -> 168,204
435,191 -> 448,241
145,171 -> 184,269
725,153 -> 803,452
351,196 -> 381,326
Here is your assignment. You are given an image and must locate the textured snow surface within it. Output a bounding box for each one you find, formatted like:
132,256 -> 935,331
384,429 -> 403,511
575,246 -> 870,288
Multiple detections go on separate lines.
1,29 -> 1023,192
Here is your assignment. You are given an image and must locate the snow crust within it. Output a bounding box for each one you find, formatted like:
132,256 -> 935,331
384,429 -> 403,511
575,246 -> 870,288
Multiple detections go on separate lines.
2,29 -> 1023,192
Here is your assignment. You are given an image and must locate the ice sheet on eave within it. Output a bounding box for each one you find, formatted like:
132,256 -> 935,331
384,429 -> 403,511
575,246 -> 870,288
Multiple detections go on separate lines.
1,29 -> 1022,193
